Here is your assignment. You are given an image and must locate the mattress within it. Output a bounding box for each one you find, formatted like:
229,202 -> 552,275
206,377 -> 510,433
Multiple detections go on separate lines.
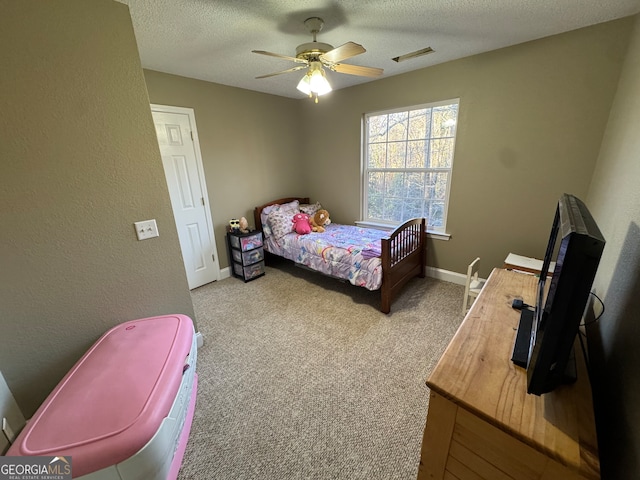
7,314 -> 198,480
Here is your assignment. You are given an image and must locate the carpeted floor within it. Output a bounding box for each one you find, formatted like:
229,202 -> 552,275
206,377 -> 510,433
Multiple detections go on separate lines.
178,258 -> 464,480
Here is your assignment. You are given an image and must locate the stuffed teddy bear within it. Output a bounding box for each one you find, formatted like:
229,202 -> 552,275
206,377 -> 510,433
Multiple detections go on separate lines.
292,212 -> 312,235
310,209 -> 331,233
239,216 -> 249,233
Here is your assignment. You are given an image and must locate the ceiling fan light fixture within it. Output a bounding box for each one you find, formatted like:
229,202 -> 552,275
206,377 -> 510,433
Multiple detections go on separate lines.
253,17 -> 379,98
296,73 -> 312,95
309,68 -> 332,95
297,63 -> 332,100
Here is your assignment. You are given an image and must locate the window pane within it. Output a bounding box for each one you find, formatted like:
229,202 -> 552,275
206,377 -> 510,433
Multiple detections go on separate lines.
383,197 -> 404,222
368,143 -> 386,168
432,104 -> 458,138
424,172 -> 448,201
388,111 -> 408,141
408,109 -> 429,140
429,138 -> 454,168
368,194 -> 383,218
368,115 -> 388,143
405,172 -> 425,199
387,142 -> 407,168
407,140 -> 427,168
434,172 -> 448,199
428,201 -> 445,227
368,172 -> 384,196
384,172 -> 405,197
403,198 -> 424,219
368,173 -> 384,222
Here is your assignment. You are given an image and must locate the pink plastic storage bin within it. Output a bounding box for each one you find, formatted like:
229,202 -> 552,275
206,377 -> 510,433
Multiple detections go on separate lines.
7,314 -> 197,479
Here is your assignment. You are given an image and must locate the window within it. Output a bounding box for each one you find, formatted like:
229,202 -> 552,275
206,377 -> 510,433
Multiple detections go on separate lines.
362,99 -> 459,233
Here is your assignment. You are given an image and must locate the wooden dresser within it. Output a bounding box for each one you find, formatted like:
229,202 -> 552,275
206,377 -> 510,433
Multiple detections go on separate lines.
417,268 -> 600,480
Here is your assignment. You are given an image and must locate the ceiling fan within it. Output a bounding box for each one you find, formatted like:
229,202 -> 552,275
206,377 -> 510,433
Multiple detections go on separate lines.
252,17 -> 383,102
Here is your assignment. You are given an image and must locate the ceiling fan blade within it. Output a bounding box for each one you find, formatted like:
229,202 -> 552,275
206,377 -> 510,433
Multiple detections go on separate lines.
320,42 -> 366,63
255,65 -> 308,79
332,63 -> 383,77
252,50 -> 307,65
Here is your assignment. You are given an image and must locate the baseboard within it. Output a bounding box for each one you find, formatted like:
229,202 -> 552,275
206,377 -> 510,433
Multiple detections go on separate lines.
426,266 -> 468,285
1,371 -> 26,454
219,267 -> 231,280
426,266 -> 488,287
195,332 -> 204,349
223,262 -> 474,287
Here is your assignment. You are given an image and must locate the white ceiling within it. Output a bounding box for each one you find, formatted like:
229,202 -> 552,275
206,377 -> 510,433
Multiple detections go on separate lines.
117,0 -> 640,99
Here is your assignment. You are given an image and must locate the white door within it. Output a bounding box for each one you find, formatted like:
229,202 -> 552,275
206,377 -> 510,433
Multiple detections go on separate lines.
151,105 -> 219,289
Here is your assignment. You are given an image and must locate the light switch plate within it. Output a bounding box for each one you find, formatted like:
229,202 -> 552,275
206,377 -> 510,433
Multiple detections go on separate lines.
134,219 -> 159,240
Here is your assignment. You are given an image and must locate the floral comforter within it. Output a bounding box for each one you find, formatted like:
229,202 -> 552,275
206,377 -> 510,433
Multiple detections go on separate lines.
263,223 -> 388,290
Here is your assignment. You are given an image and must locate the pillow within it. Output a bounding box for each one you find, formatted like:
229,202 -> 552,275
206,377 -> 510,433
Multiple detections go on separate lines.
300,202 -> 322,216
278,199 -> 300,212
267,209 -> 295,240
261,200 -> 300,237
260,205 -> 277,237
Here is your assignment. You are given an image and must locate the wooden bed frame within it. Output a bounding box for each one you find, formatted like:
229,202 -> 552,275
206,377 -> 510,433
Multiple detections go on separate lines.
254,197 -> 427,314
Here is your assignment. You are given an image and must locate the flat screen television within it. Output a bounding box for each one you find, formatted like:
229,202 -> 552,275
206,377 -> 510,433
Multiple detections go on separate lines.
511,193 -> 605,395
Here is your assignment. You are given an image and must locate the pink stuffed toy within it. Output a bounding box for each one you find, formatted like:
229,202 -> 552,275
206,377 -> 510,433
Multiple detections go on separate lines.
292,213 -> 312,235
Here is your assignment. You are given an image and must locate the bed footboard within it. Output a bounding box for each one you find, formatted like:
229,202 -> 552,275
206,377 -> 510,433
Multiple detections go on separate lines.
380,218 -> 426,313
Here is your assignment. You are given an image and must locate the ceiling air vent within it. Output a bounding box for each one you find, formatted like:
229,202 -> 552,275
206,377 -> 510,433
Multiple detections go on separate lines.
392,47 -> 434,63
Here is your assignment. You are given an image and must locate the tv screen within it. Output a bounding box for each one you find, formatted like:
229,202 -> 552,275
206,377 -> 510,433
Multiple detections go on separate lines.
512,194 -> 605,395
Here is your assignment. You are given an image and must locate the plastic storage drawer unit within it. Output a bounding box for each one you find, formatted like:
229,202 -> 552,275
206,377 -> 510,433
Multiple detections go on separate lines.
228,230 -> 265,282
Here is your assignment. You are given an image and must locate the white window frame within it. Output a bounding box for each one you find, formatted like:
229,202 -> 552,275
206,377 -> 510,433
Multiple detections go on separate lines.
360,99 -> 459,235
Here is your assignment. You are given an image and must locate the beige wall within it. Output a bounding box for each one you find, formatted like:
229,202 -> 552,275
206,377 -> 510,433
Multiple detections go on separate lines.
299,18 -> 633,277
143,71 -> 303,268
3,8 -> 638,469
0,1 -> 195,416
585,15 -> 640,479
142,19 -> 632,278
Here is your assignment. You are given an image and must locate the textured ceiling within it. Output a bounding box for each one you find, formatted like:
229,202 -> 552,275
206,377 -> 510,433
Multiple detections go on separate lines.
117,0 -> 640,99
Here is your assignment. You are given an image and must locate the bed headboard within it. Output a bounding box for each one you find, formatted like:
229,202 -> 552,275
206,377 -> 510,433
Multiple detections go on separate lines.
254,197 -> 310,232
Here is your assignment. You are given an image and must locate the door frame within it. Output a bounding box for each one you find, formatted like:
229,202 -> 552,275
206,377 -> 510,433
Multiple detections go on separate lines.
151,103 -> 220,285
